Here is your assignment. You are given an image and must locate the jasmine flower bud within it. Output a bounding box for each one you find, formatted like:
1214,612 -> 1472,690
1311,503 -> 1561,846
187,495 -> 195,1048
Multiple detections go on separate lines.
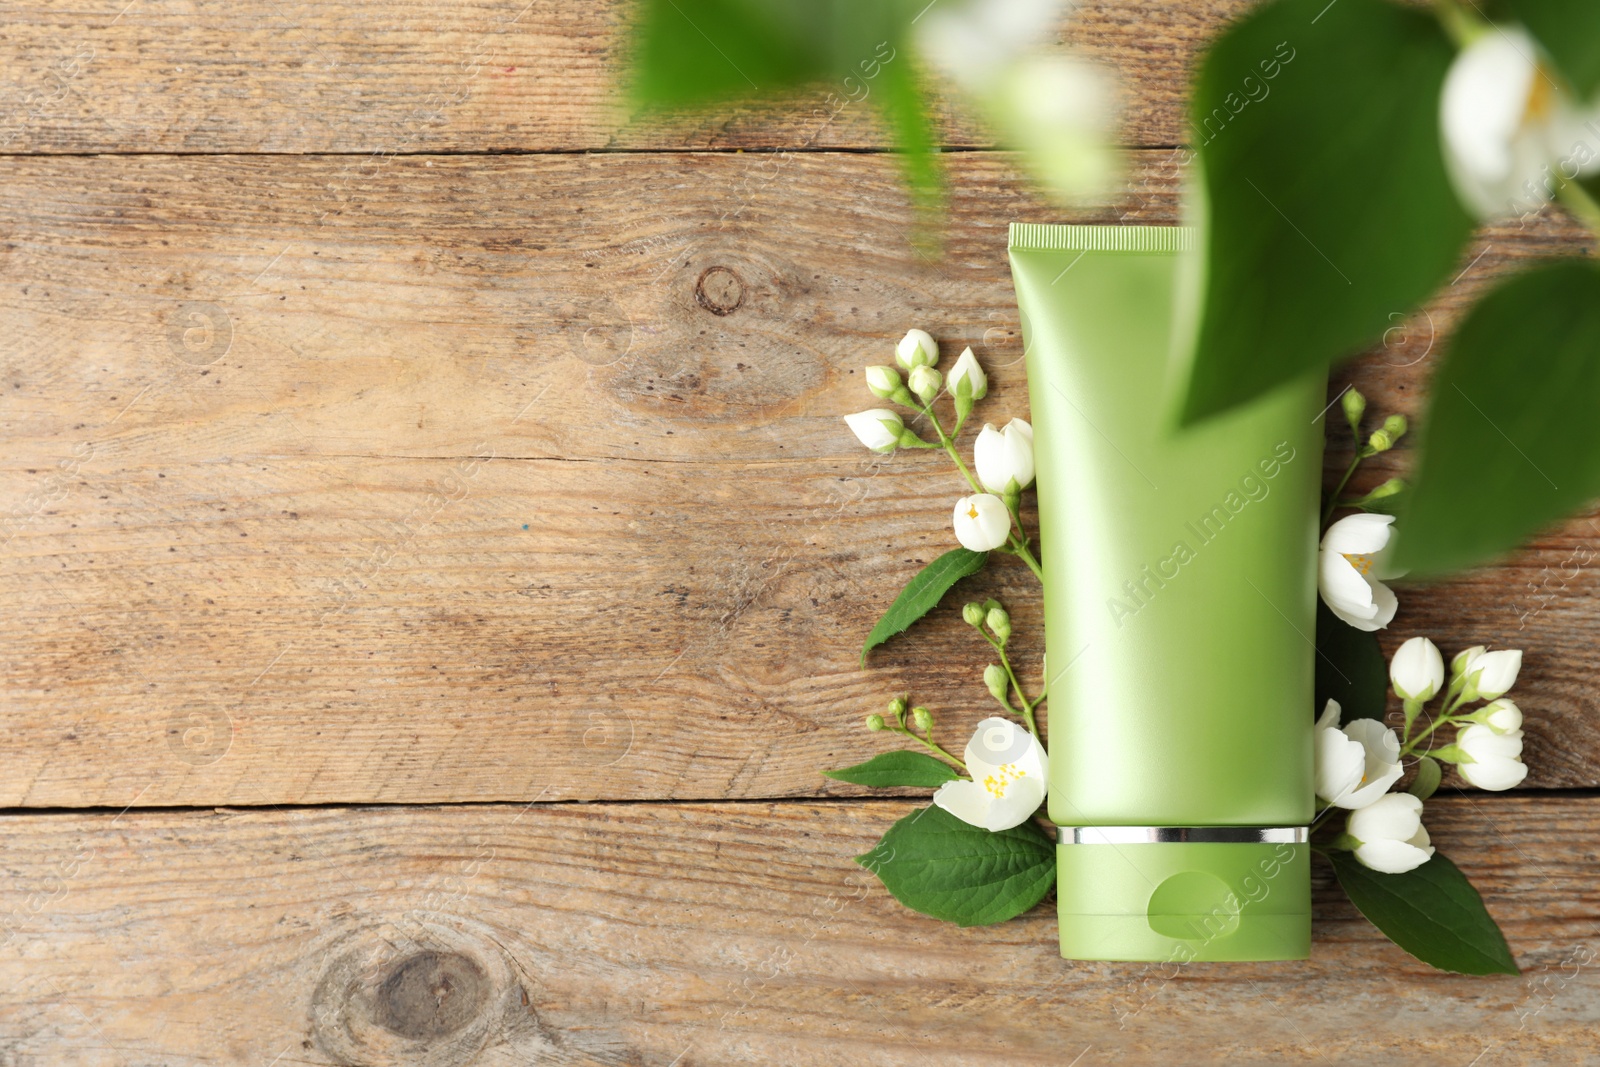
1341,387 -> 1366,435
946,347 -> 987,420
864,364 -> 904,400
895,328 -> 939,371
908,364 -> 943,405
843,409 -> 903,454
1390,636 -> 1444,701
974,419 -> 1035,493
984,664 -> 1007,702
962,602 -> 986,628
1460,697 -> 1524,735
1456,723 -> 1529,790
1462,647 -> 1522,700
866,713 -> 886,731
986,606 -> 1011,642
1451,645 -> 1487,680
886,696 -> 907,720
911,706 -> 933,732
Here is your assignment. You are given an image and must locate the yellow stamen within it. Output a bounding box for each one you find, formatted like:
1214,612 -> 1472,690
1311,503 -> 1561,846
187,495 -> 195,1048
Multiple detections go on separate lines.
1343,552 -> 1375,575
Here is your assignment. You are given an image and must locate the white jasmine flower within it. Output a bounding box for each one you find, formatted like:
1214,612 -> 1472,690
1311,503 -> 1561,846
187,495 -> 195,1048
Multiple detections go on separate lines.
946,347 -> 988,402
1457,722 -> 1529,791
1347,793 -> 1435,873
974,419 -> 1035,493
1440,26 -> 1600,220
896,328 -> 939,371
843,408 -> 903,454
1315,699 -> 1404,810
1479,697 -> 1524,734
1319,513 -> 1400,631
1461,647 -> 1523,700
1390,636 -> 1445,701
952,493 -> 1011,552
933,716 -> 1048,831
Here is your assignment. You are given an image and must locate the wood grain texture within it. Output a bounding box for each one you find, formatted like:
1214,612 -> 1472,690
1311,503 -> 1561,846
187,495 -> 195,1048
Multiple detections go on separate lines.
3,150 -> 1598,805
0,797 -> 1594,1066
0,0 -> 1241,153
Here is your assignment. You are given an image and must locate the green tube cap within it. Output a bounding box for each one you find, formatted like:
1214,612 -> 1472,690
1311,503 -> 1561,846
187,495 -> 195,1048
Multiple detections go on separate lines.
1057,842 -> 1310,962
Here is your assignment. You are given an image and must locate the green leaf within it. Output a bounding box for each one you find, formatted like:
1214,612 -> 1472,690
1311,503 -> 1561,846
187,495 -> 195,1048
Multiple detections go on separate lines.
861,548 -> 987,665
856,804 -> 1056,926
1314,601 -> 1389,722
1329,849 -> 1519,975
873,49 -> 945,223
823,750 -> 960,788
1408,755 -> 1442,800
1501,0 -> 1600,98
1180,0 -> 1473,424
1395,260 -> 1600,576
627,0 -> 827,107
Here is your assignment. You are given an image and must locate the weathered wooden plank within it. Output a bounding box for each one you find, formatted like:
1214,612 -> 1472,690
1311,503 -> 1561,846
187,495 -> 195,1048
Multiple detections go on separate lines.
0,0 -> 1240,153
3,151 -> 1596,806
0,797 -> 1594,1065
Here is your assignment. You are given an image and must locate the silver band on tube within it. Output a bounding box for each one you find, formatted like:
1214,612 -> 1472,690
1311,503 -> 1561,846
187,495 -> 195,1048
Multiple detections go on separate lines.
1057,826 -> 1309,845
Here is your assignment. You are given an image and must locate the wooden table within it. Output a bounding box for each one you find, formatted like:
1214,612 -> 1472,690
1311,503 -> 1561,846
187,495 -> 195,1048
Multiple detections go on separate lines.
2,2 -> 1596,1062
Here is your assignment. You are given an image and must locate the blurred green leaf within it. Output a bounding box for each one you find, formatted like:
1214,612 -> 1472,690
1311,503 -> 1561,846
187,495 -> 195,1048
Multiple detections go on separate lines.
1180,0 -> 1473,424
1330,850 -> 1519,975
1314,601 -> 1389,722
627,0 -> 943,224
1395,260 -> 1600,576
628,0 -> 826,105
873,49 -> 946,222
1500,0 -> 1600,98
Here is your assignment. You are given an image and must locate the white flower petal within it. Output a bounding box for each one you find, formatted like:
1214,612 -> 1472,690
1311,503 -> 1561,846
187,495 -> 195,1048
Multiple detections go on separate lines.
933,779 -> 998,828
1459,757 -> 1530,791
981,775 -> 1046,831
1362,574 -> 1399,631
1315,728 -> 1368,807
1348,791 -> 1422,842
1322,513 -> 1395,555
1319,552 -> 1379,620
1316,698 -> 1342,733
1355,839 -> 1434,874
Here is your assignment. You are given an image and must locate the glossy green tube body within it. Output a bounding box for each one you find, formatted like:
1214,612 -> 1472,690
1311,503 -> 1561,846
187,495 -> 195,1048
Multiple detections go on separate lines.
1009,223 -> 1325,962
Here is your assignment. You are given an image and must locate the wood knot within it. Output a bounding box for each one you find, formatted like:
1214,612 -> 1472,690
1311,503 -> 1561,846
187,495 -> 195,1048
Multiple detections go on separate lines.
694,265 -> 745,316
375,951 -> 488,1040
309,918 -> 555,1066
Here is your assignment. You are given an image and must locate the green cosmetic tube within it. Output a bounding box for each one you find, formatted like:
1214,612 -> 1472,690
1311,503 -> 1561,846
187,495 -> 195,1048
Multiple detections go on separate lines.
1008,223 -> 1325,962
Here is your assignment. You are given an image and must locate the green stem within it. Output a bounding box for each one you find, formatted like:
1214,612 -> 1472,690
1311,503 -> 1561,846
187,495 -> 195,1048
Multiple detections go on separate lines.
1559,180 -> 1600,247
1322,452 -> 1363,526
1432,0 -> 1481,47
1400,689 -> 1471,756
984,632 -> 1041,742
891,725 -> 968,773
924,403 -> 1045,584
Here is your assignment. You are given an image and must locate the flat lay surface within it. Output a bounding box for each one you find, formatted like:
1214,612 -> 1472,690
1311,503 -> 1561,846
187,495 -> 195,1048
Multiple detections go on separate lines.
2,1 -> 1597,1062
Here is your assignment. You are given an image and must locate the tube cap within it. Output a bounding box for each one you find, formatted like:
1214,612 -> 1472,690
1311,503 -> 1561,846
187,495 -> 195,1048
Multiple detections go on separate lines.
1056,838 -> 1310,962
